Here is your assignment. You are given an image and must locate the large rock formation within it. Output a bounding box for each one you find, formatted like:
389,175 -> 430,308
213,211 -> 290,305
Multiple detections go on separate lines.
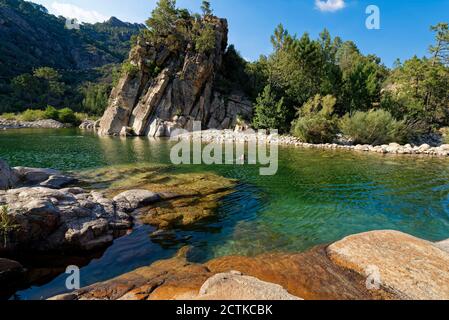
51,231 -> 449,301
98,16 -> 252,137
0,186 -> 133,254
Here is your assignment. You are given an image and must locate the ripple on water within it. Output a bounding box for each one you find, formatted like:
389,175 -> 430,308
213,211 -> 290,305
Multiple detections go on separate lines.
2,129 -> 449,299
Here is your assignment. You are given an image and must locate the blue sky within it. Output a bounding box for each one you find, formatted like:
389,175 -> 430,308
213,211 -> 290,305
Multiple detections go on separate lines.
32,0 -> 449,67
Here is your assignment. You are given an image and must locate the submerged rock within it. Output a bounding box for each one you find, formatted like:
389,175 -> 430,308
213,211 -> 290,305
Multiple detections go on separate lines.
79,164 -> 237,229
113,189 -> 161,213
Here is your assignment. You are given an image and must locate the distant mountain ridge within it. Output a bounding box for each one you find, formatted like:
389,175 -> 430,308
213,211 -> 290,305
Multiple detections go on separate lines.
0,0 -> 145,79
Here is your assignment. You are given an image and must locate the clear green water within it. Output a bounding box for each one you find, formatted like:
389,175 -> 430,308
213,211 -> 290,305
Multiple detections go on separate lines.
2,128 -> 449,299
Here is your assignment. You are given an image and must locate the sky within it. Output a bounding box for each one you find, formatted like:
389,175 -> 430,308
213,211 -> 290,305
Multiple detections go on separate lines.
31,0 -> 449,67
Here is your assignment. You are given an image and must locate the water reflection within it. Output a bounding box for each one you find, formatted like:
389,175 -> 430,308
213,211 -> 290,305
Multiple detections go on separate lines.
2,129 -> 449,299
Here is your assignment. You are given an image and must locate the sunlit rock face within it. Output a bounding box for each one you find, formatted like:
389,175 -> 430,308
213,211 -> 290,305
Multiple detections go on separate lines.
327,230 -> 449,300
98,16 -> 252,137
50,230 -> 449,301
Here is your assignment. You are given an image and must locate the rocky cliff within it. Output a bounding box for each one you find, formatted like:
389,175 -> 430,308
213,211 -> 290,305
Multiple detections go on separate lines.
98,16 -> 252,137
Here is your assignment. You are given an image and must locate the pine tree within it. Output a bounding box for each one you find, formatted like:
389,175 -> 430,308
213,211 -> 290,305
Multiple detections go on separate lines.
201,1 -> 212,16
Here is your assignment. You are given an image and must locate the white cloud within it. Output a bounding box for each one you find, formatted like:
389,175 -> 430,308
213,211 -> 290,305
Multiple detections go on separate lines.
50,2 -> 108,24
315,0 -> 346,12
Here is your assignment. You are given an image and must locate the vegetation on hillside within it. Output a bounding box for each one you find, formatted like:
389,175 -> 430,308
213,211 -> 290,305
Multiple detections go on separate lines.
0,0 -> 447,146
1,106 -> 89,125
0,0 -> 142,114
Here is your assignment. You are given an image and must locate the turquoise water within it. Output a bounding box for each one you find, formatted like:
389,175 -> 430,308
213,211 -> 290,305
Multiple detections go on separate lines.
2,128 -> 449,299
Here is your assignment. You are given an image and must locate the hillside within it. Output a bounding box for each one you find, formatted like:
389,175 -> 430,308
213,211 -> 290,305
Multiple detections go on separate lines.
0,0 -> 144,113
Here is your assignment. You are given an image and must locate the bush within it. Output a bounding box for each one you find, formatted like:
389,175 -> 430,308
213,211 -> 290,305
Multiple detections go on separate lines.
19,109 -> 45,121
291,95 -> 338,143
43,105 -> 59,120
58,108 -> 77,124
0,113 -> 17,120
122,61 -> 139,78
292,115 -> 338,144
195,25 -> 216,54
440,127 -> 449,144
74,112 -> 90,123
0,205 -> 19,247
339,109 -> 407,145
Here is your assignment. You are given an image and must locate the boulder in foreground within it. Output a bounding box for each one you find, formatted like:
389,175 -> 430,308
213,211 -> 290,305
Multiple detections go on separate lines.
50,230 -> 449,300
327,230 -> 449,300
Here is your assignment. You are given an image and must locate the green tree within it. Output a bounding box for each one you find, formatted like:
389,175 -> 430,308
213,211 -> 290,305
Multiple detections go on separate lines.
146,0 -> 178,38
58,107 -> 77,124
201,1 -> 212,16
11,73 -> 41,106
44,105 -> 59,120
252,84 -> 289,133
291,94 -> 338,143
195,24 -> 216,54
383,56 -> 449,127
430,23 -> 449,66
82,83 -> 110,115
33,67 -> 66,106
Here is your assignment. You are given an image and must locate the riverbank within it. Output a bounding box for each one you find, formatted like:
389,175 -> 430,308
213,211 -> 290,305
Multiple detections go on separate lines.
0,118 -> 67,130
51,230 -> 449,300
179,129 -> 449,157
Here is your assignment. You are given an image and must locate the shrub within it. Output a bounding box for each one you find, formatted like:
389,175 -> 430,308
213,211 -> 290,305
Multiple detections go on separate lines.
122,61 -> 139,78
58,108 -> 77,124
291,95 -> 338,143
0,113 -> 17,120
74,112 -> 89,123
440,127 -> 449,144
19,109 -> 45,121
43,105 -> 59,120
339,109 -> 408,145
0,205 -> 19,248
195,25 -> 216,54
292,115 -> 338,144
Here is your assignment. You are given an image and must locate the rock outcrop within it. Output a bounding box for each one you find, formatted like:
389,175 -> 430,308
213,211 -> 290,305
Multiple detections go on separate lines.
0,159 -> 18,190
79,120 -> 100,131
0,119 -> 66,130
185,271 -> 302,300
51,231 -> 449,301
98,16 -> 252,137
327,230 -> 449,300
0,187 -> 132,254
